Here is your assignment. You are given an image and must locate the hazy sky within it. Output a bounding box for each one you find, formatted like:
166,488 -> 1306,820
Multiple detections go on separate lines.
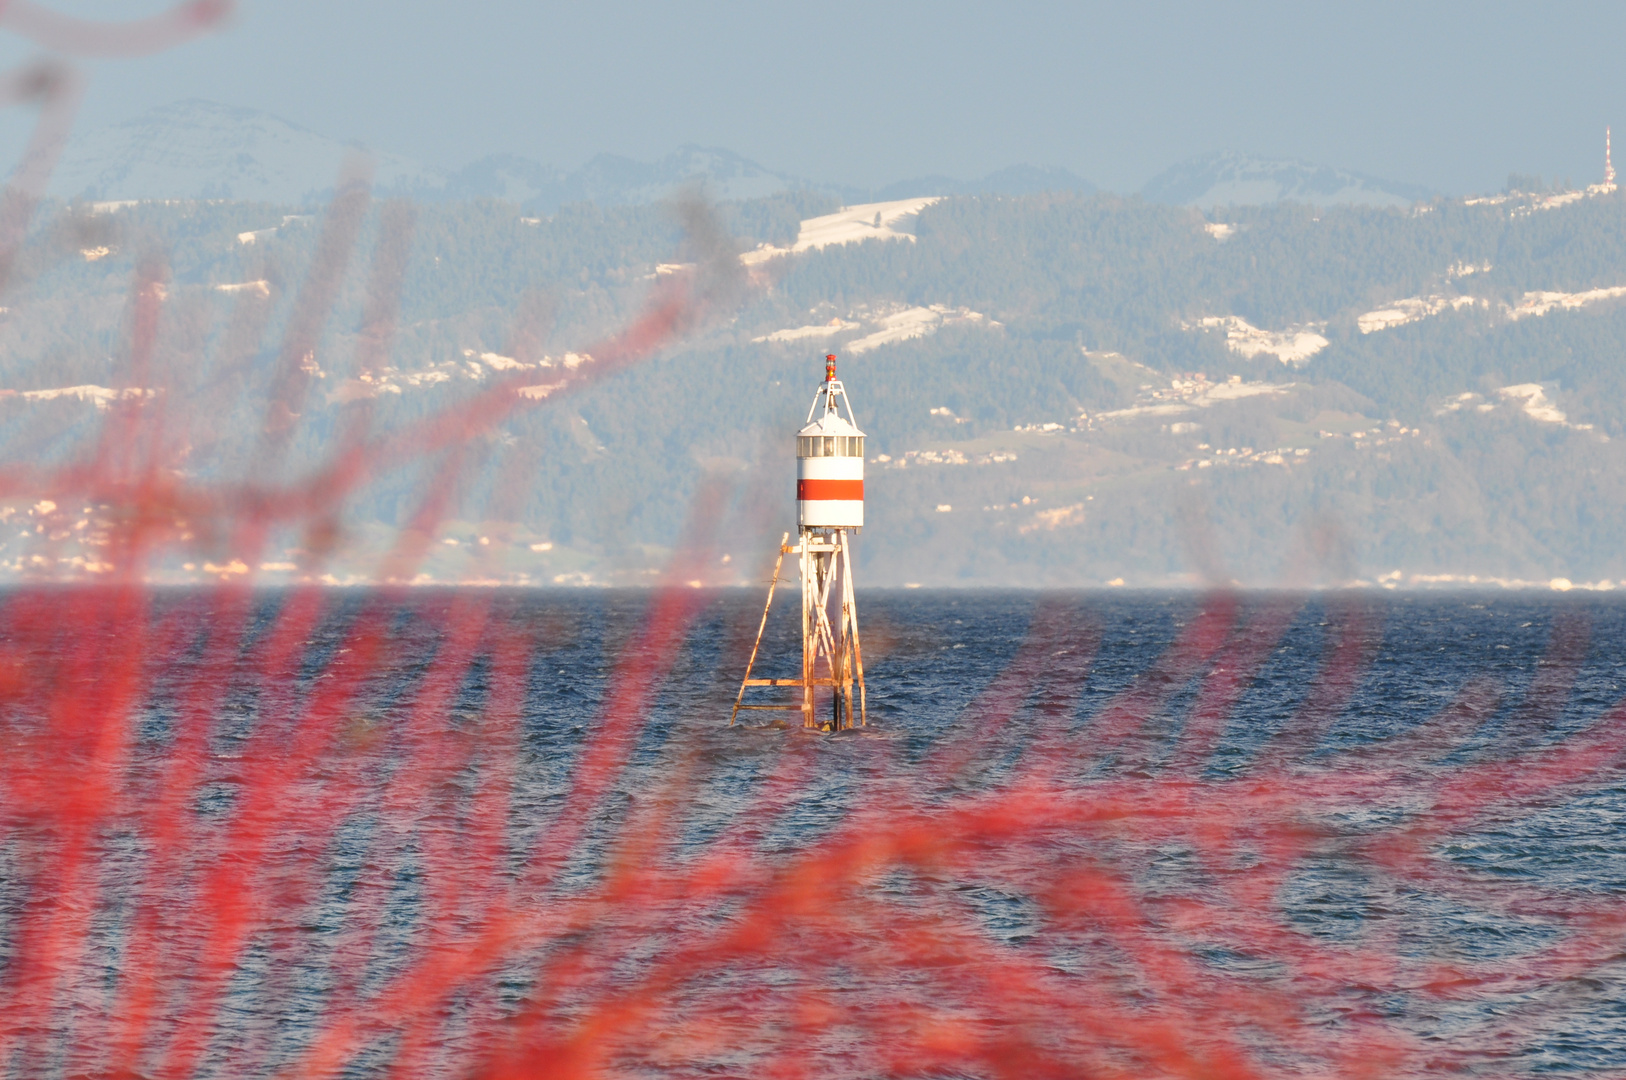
2,1 -> 1623,194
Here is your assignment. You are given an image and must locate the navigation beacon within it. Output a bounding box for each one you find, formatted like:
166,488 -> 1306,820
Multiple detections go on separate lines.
732,354 -> 868,731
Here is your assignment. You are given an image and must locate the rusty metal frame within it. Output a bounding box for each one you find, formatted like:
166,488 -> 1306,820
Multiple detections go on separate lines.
730,531 -> 791,725
732,527 -> 867,731
840,529 -> 867,727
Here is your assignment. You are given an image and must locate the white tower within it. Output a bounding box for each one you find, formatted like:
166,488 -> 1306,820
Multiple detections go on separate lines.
796,355 -> 866,530
1608,127 -> 1616,189
732,354 -> 868,731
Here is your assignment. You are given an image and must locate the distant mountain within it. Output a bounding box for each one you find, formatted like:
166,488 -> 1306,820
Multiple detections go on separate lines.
50,101 -> 816,209
49,99 -> 1099,212
555,146 -> 797,207
9,177 -> 1626,586
1141,151 -> 1431,209
50,99 -> 440,204
438,153 -> 563,203
460,145 -> 831,213
448,146 -> 811,210
460,154 -> 1095,211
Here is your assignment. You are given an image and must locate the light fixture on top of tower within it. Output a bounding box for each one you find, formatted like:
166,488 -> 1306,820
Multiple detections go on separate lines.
731,353 -> 868,732
796,354 -> 865,534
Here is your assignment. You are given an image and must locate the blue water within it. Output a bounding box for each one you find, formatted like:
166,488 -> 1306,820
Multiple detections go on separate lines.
519,589 -> 1626,1074
4,588 -> 1625,1077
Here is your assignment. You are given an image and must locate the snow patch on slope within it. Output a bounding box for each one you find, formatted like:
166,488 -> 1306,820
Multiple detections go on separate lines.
740,198 -> 940,264
0,385 -> 155,409
1358,278 -> 1626,335
1186,316 -> 1328,365
1436,385 -> 1595,432
1089,375 -> 1291,425
1358,295 -> 1480,333
214,280 -> 271,297
845,305 -> 993,354
1464,182 -> 1615,216
753,303 -> 997,353
1507,285 -> 1626,320
1496,384 -> 1582,426
326,350 -> 592,404
752,318 -> 860,344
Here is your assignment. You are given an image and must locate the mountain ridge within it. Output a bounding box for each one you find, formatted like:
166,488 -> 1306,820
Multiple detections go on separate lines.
50,98 -> 437,204
5,182 -> 1626,587
1141,150 -> 1433,209
50,99 -> 1438,215
50,100 -> 1104,210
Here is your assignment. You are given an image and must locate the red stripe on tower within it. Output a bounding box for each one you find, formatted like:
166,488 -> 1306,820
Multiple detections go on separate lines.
798,479 -> 864,501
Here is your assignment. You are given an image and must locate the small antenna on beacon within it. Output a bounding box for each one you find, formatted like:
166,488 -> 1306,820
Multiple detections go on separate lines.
1607,127 -> 1616,188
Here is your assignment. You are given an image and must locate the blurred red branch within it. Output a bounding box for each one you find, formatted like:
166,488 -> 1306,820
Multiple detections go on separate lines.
0,14 -> 1617,1077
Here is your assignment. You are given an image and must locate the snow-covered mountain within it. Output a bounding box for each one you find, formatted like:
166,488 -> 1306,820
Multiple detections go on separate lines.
48,100 -> 811,208
50,99 -> 441,204
46,98 -> 1100,210
1141,151 -> 1431,209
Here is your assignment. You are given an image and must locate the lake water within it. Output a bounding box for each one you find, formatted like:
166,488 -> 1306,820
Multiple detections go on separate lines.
1,588 -> 1623,1077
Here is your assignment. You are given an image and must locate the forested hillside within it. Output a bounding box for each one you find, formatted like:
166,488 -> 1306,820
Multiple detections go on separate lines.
5,180 -> 1626,588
